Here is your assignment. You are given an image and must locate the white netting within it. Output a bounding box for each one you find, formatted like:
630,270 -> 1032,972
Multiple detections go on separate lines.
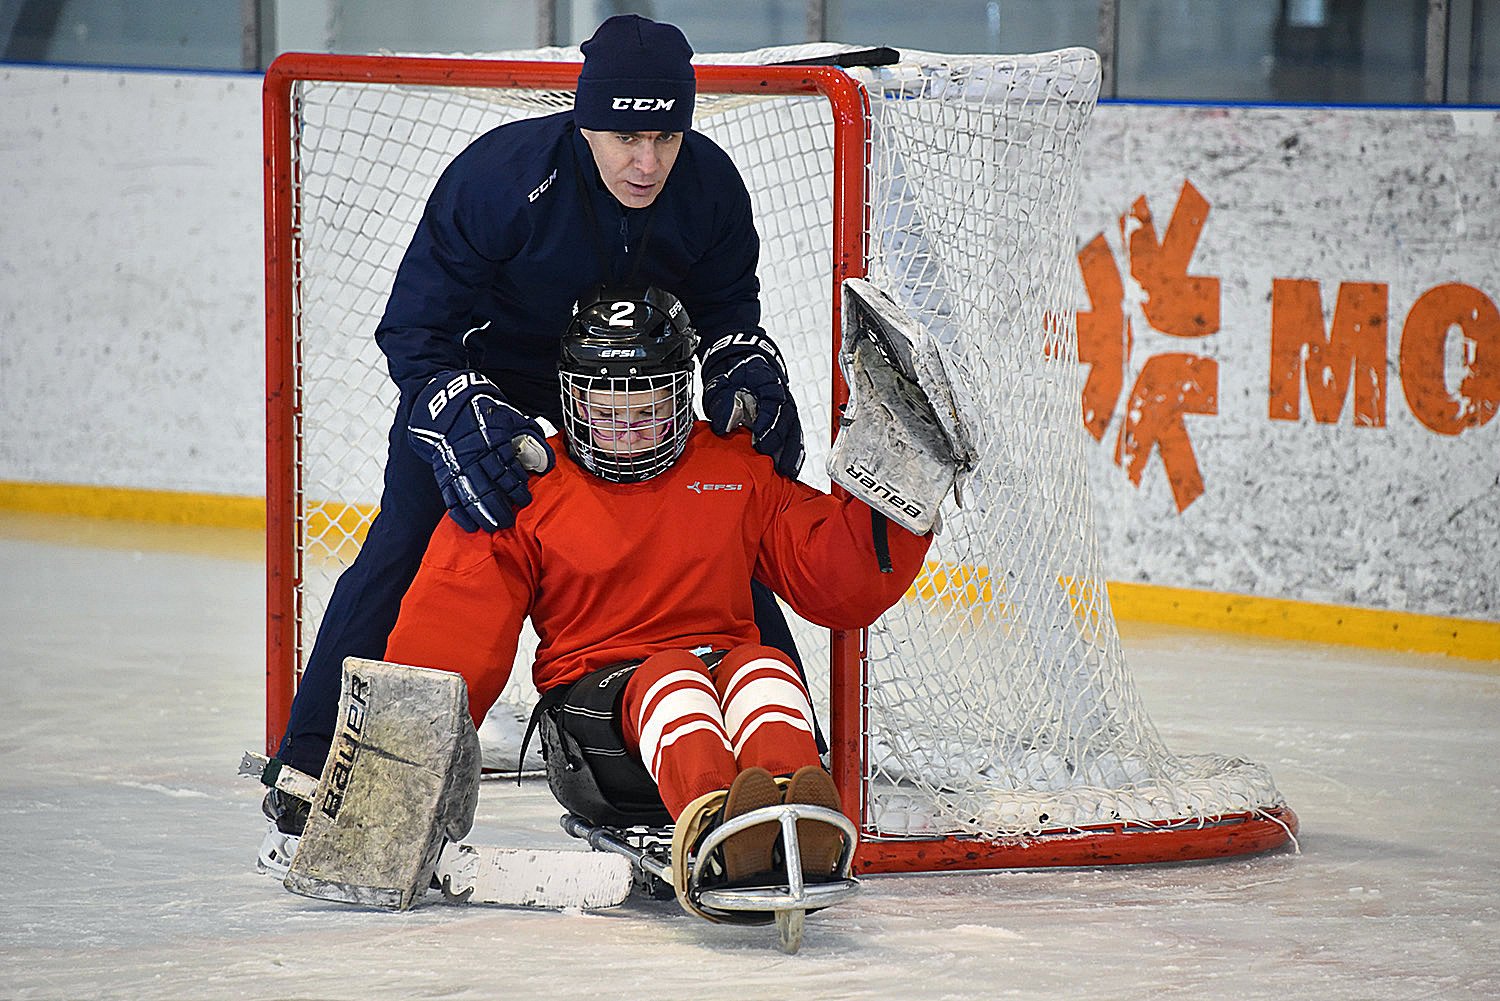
847,53 -> 1282,836
278,43 -> 1286,850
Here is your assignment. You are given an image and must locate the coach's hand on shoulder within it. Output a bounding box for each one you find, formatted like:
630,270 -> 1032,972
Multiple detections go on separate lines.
701,331 -> 805,478
408,371 -> 555,532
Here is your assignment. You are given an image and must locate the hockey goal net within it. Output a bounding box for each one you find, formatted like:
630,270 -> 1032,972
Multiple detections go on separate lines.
264,44 -> 1296,873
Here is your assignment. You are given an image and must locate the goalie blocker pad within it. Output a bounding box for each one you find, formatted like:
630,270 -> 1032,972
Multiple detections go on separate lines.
828,278 -> 973,535
284,657 -> 481,910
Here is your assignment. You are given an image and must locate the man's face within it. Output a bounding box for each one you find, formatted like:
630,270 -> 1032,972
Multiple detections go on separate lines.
575,384 -> 677,456
579,129 -> 683,209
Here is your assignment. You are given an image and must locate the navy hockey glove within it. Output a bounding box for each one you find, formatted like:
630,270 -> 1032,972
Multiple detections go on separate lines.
408,371 -> 555,532
701,331 -> 806,478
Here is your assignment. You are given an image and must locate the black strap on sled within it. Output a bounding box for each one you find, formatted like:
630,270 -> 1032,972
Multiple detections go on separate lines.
517,685 -> 568,786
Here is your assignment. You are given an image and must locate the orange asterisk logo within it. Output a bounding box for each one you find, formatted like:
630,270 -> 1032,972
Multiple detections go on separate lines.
1077,180 -> 1219,512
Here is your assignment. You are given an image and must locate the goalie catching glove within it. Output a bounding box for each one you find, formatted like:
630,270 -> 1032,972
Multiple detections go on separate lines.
409,371 -> 555,532
828,278 -> 974,536
701,331 -> 805,478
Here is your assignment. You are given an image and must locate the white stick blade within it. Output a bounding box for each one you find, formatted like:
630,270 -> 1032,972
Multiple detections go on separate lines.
435,843 -> 634,910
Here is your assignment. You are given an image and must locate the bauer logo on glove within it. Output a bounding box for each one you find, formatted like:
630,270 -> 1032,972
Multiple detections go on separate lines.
422,371 -> 494,421
700,329 -> 806,478
828,278 -> 974,536
408,370 -> 556,532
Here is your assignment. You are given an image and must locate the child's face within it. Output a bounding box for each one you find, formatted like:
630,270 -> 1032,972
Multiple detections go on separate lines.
575,385 -> 677,457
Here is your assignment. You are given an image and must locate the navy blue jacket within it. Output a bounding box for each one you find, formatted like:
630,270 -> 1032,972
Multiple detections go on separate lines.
374,111 -> 764,415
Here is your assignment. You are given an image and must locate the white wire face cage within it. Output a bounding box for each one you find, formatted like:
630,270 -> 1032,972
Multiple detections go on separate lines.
559,370 -> 695,483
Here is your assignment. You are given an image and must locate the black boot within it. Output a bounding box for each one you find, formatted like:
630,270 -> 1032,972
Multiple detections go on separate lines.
262,787 -> 310,836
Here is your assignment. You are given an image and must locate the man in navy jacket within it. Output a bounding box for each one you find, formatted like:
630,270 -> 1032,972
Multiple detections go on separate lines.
267,16 -> 808,827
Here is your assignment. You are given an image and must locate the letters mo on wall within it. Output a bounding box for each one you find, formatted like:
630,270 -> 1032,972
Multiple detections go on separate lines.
1070,105 -> 1498,622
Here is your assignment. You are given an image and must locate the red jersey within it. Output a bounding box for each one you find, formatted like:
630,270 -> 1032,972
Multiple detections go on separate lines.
385,423 -> 931,719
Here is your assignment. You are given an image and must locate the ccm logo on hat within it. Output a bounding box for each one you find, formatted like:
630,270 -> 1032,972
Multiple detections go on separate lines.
611,97 -> 677,111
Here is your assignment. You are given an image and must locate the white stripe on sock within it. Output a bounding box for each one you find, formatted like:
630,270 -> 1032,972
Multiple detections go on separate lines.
649,719 -> 734,779
722,675 -> 814,744
721,657 -> 803,704
638,685 -> 727,780
729,710 -> 815,758
635,668 -> 717,730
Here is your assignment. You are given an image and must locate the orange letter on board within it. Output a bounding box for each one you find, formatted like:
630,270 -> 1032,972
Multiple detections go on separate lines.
1076,234 -> 1129,441
1400,283 -> 1500,435
1268,278 -> 1388,426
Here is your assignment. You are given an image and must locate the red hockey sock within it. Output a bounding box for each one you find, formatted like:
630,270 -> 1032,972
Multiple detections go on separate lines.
622,649 -> 738,818
713,644 -> 821,776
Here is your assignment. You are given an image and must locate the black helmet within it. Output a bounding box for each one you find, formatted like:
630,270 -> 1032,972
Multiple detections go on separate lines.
560,285 -> 698,378
559,286 -> 698,483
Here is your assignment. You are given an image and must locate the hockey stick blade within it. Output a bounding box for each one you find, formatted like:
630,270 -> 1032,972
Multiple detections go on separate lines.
239,750 -> 632,910
434,842 -> 633,910
774,46 -> 900,68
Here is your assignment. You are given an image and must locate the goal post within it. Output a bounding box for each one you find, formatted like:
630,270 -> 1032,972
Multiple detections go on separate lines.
263,51 -> 870,758
262,45 -> 1297,875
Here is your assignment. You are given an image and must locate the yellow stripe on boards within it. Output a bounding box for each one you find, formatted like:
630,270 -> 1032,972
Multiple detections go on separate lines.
4,482 -> 1495,665
303,500 -> 378,563
1107,581 -> 1500,665
0,480 -> 263,528
905,561 -> 1499,664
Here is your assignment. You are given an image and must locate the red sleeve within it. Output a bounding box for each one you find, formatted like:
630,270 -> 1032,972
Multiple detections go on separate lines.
384,516 -> 537,727
752,471 -> 932,630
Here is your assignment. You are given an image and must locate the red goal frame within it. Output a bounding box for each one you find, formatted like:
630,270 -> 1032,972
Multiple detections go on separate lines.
262,53 -> 1297,874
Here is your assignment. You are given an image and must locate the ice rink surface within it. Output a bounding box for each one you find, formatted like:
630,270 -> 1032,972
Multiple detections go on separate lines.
1,511 -> 1496,1000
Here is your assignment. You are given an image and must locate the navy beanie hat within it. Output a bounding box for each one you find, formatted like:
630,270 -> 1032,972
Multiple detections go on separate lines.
574,15 -> 695,133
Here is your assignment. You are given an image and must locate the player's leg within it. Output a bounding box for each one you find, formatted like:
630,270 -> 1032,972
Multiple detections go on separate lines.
620,649 -> 738,817
747,579 -> 825,751
277,405 -> 446,778
258,411 -> 445,872
621,650 -> 782,883
712,644 -> 821,775
711,644 -> 843,878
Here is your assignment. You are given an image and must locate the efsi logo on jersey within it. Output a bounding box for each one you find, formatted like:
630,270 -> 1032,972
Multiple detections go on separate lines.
527,168 -> 558,203
611,97 -> 677,111
686,480 -> 744,494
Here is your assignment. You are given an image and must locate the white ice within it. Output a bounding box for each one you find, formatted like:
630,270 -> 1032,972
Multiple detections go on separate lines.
1,512 -> 1496,1000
